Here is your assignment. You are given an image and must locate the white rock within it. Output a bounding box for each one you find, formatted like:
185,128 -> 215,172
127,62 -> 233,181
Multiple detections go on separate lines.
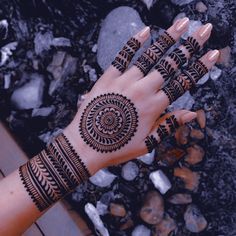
169,91 -> 195,111
121,161 -> 139,181
138,150 -> 155,165
92,44 -> 98,53
89,169 -> 116,187
149,170 -> 172,194
197,72 -> 210,85
0,19 -> 8,40
132,225 -> 151,236
182,20 -> 202,40
4,74 -> 11,89
38,128 -> 63,144
0,42 -> 18,66
52,37 -> 71,47
171,0 -> 194,6
96,201 -> 108,216
85,203 -> 109,236
32,106 -> 54,117
83,64 -> 97,82
141,0 -> 157,9
210,66 -> 222,81
11,74 -> 44,110
34,31 -> 53,55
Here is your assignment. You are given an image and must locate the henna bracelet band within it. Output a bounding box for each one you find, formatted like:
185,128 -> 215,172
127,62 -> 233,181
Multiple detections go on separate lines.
19,133 -> 90,211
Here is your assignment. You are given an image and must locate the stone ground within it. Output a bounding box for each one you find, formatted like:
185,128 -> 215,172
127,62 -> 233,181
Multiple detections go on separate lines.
0,0 -> 235,235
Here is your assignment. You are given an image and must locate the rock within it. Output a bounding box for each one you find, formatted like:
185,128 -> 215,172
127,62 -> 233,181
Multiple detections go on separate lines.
85,203 -> 109,236
190,129 -> 205,140
210,66 -> 222,81
51,37 -> 71,47
169,91 -> 195,111
121,161 -> 139,181
157,148 -> 185,166
185,144 -> 205,165
149,170 -> 171,194
11,74 -> 45,110
3,74 -> 11,89
174,167 -> 200,191
171,0 -> 194,6
38,128 -> 63,144
182,20 -> 202,40
154,214 -> 177,236
0,19 -> 8,40
140,191 -> 164,225
110,203 -> 126,217
32,106 -> 54,117
92,44 -> 97,53
195,2 -> 208,13
168,193 -> 192,204
138,150 -> 155,165
196,109 -> 206,128
120,219 -> 134,230
97,6 -> 151,71
131,225 -> 151,236
89,169 -> 116,187
184,205 -> 208,233
96,201 -> 108,216
83,64 -> 97,82
141,0 -> 157,9
218,46 -> 231,67
175,125 -> 190,145
0,42 -> 18,66
197,72 -> 210,85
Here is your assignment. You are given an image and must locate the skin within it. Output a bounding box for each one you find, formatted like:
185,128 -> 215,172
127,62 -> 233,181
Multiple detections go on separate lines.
0,18 -> 219,235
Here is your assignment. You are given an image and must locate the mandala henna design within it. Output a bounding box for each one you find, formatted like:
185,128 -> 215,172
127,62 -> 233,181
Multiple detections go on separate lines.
183,36 -> 200,57
79,93 -> 139,153
111,37 -> 141,73
155,59 -> 176,81
162,59 -> 208,103
134,31 -> 175,75
19,133 -> 90,211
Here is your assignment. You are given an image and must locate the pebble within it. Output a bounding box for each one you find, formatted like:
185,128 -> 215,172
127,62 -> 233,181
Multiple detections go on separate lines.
195,2 -> 208,13
121,161 -> 139,181
96,201 -> 108,216
185,144 -> 205,165
174,167 -> 200,191
149,170 -> 172,194
120,219 -> 134,230
140,191 -> 164,225
210,66 -> 222,81
154,214 -> 177,236
85,203 -> 109,236
132,225 -> 151,236
0,42 -> 18,66
175,125 -> 190,145
184,205 -> 208,233
171,0 -> 194,6
218,46 -> 231,67
137,150 -> 155,165
196,109 -> 206,129
197,72 -> 210,85
110,203 -> 126,217
3,74 -> 11,89
89,169 -> 116,188
181,20 -> 202,40
0,19 -> 8,40
97,6 -> 151,71
11,73 -> 44,110
190,129 -> 205,140
168,193 -> 192,204
158,148 -> 185,166
32,106 -> 54,117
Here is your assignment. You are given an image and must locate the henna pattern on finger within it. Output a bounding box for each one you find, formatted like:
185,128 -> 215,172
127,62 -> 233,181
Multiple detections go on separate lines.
111,37 -> 141,73
169,47 -> 188,66
162,60 -> 208,103
183,36 -> 200,57
145,135 -> 158,153
79,93 -> 139,153
166,115 -> 179,132
134,31 -> 175,75
155,59 -> 176,81
19,133 -> 90,211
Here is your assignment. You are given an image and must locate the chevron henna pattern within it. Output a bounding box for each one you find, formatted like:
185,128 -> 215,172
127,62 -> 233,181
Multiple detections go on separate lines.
19,133 -> 90,211
134,31 -> 175,75
162,60 -> 208,104
155,59 -> 176,81
169,47 -> 188,66
111,37 -> 141,73
183,36 -> 201,57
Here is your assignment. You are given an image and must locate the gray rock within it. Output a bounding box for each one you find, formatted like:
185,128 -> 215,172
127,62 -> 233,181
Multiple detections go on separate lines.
96,201 -> 108,216
11,74 -> 44,110
97,6 -> 151,71
197,72 -> 210,85
149,170 -> 171,194
138,150 -> 155,165
0,19 -> 8,40
168,193 -> 192,204
121,161 -> 139,181
171,0 -> 194,6
132,225 -> 151,236
32,106 -> 55,117
0,42 -> 18,66
89,169 -> 116,187
51,37 -> 71,47
182,20 -> 202,40
83,64 -> 97,82
210,66 -> 222,81
3,74 -> 11,89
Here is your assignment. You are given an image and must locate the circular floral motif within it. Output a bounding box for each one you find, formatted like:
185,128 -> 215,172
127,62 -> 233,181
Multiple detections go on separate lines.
79,93 -> 138,153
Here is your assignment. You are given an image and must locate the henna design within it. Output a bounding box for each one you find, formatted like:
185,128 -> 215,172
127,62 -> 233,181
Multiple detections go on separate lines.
111,37 -> 141,73
134,31 -> 175,75
183,36 -> 200,57
162,60 -> 208,103
166,115 -> 179,133
79,93 -> 138,153
145,135 -> 158,153
169,47 -> 187,66
19,133 -> 90,211
155,59 -> 176,81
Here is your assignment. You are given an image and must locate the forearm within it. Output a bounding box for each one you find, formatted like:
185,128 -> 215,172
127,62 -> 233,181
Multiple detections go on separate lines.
0,131 -> 91,235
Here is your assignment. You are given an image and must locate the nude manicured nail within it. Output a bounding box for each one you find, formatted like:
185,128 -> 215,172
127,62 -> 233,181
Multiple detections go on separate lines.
199,23 -> 213,38
175,17 -> 189,32
208,50 -> 220,62
182,112 -> 197,124
139,26 -> 150,38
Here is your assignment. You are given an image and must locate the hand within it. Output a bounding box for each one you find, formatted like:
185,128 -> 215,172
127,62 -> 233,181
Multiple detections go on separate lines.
64,17 -> 219,175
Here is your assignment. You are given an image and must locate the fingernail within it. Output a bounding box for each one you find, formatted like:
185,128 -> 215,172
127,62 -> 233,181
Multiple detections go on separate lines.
139,26 -> 150,38
182,112 -> 197,123
199,23 -> 213,38
175,17 -> 189,32
208,50 -> 220,62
